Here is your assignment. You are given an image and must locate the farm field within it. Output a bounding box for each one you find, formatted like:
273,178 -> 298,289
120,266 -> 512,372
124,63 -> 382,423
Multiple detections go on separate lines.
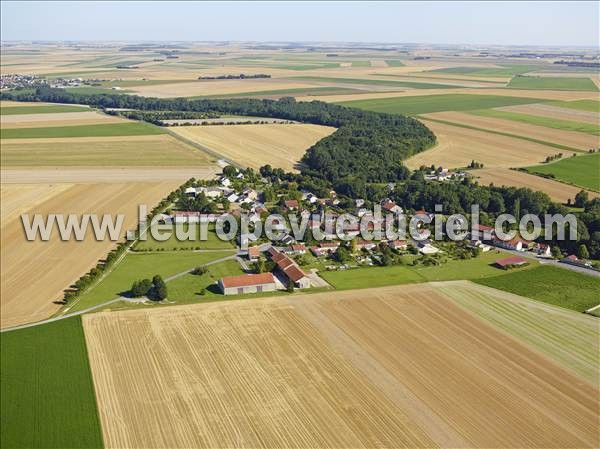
169,123 -> 336,170
1,316 -> 103,449
0,121 -> 165,139
507,75 -> 599,91
1,110 -> 128,129
404,119 -> 560,169
423,111 -> 597,150
0,181 -> 182,328
434,280 -> 599,384
471,168 -> 599,203
319,251 -> 530,290
64,250 -> 235,314
427,64 -> 543,77
524,153 -> 600,192
83,285 -> 598,449
0,104 -> 90,114
468,108 -> 600,135
499,102 -> 600,125
289,75 -> 461,89
1,135 -> 213,166
548,99 -> 600,112
339,93 -> 545,115
474,265 -> 600,312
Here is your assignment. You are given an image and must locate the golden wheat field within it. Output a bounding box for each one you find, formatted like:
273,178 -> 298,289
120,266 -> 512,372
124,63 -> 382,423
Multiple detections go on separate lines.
471,167 -> 600,203
0,181 -> 182,328
169,124 -> 336,170
83,285 -> 599,449
405,119 -> 558,169
425,111 -> 598,151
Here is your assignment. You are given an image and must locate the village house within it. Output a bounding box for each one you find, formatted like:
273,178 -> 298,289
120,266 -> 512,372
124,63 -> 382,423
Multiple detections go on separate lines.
388,240 -> 408,251
310,241 -> 340,257
414,209 -> 435,221
561,254 -> 593,268
268,248 -> 311,289
492,236 -> 533,252
172,211 -> 216,224
247,246 -> 261,262
218,273 -> 277,295
197,186 -> 224,199
535,243 -> 552,257
471,223 -> 495,241
355,239 -> 377,251
281,244 -> 307,255
220,177 -> 232,187
381,199 -> 403,214
284,199 -> 299,210
495,256 -> 528,269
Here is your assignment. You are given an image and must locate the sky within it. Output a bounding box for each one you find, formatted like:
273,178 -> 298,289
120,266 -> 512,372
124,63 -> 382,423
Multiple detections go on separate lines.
1,1 -> 598,47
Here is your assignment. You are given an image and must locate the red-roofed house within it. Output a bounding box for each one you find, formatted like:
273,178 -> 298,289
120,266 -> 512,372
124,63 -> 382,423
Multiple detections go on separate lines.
388,240 -> 408,250
247,246 -> 261,262
284,199 -> 299,210
495,256 -> 528,269
218,273 -> 277,295
471,223 -> 495,241
268,247 -> 311,288
492,236 -> 533,252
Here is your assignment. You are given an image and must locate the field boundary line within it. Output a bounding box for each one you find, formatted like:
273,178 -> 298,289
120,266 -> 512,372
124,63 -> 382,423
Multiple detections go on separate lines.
418,116 -> 584,153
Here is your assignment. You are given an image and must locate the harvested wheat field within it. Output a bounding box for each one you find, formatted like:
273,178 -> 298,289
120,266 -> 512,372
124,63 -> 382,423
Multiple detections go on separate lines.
83,285 -> 598,449
1,135 -> 212,166
432,280 -> 599,384
170,124 -> 336,170
472,168 -> 599,203
499,103 -> 600,124
0,181 -> 180,328
0,183 -> 72,227
405,120 -> 557,169
424,111 -> 598,151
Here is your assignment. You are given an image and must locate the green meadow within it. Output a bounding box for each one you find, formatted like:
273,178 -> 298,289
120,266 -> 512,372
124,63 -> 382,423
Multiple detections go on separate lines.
548,99 -> 600,113
1,317 -> 103,449
134,224 -> 235,251
67,250 -> 234,313
475,265 -> 600,312
507,76 -> 599,92
339,93 -> 544,115
428,64 -> 542,77
468,109 -> 600,135
524,153 -> 600,192
384,60 -> 405,67
0,122 -> 165,139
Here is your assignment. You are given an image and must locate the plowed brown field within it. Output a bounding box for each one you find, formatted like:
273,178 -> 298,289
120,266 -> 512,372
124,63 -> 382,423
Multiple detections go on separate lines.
83,285 -> 598,449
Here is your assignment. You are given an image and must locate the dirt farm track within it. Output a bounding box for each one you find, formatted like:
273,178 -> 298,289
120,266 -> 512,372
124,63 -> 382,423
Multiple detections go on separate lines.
83,284 -> 599,449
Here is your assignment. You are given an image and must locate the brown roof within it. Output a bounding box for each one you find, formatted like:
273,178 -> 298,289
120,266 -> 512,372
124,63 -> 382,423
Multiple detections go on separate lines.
277,257 -> 295,270
220,273 -> 275,288
248,246 -> 261,257
496,256 -> 527,267
284,264 -> 307,282
291,244 -> 306,251
284,200 -> 299,208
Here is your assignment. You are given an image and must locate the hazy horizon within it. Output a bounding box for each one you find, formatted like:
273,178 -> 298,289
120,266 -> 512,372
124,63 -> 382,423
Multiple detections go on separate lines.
1,1 -> 598,47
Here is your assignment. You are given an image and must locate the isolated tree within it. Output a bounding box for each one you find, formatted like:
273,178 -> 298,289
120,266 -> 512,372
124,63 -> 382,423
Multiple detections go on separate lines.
577,244 -> 590,260
131,279 -> 152,297
575,190 -> 589,208
550,245 -> 563,259
222,165 -> 237,177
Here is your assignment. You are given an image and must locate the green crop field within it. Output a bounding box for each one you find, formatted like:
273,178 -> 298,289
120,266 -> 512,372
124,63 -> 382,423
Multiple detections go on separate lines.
548,99 -> 600,113
524,153 -> 600,191
507,76 -> 599,91
1,317 -> 103,449
134,224 -> 235,251
468,109 -> 600,135
0,122 -> 166,139
289,76 -> 459,89
67,250 -> 234,313
0,104 -> 89,115
438,282 -> 599,384
351,60 -> 371,67
339,93 -> 544,115
428,64 -> 543,77
475,265 -> 600,312
320,251 -> 531,290
384,59 -> 405,67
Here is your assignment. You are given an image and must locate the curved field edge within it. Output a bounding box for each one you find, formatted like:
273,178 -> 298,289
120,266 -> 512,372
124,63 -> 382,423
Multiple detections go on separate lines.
433,280 -> 599,385
523,152 -> 600,193
0,316 -> 103,449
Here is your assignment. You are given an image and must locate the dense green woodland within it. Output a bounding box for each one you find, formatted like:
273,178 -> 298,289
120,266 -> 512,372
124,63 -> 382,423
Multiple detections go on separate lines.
3,88 -> 599,259
2,88 -> 436,183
